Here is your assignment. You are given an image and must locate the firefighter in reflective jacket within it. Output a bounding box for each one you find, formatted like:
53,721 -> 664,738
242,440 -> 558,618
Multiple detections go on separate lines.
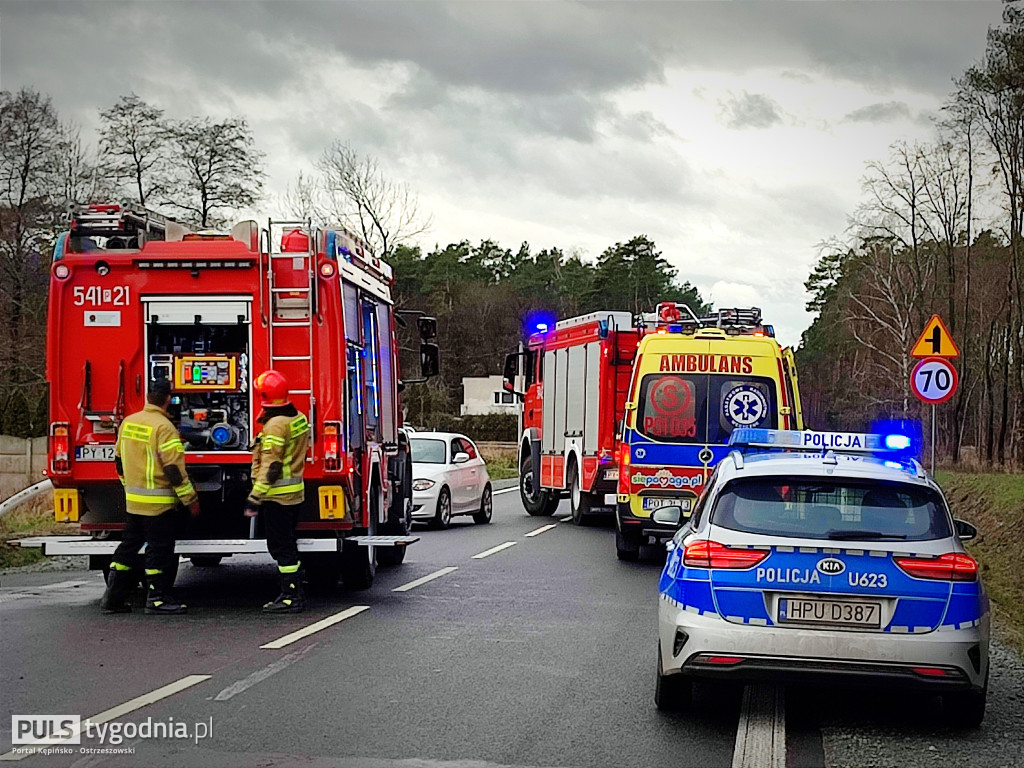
100,378 -> 199,615
246,370 -> 310,613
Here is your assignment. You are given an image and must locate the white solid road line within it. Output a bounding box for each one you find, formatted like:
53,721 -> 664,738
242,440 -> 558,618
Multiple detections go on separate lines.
259,605 -> 370,650
214,643 -> 318,701
492,487 -> 518,496
393,566 -> 458,592
524,524 -> 557,538
731,683 -> 785,768
471,541 -> 517,559
0,674 -> 211,761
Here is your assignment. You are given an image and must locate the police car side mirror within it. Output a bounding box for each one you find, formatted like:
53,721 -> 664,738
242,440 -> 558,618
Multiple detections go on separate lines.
652,506 -> 683,527
955,519 -> 978,542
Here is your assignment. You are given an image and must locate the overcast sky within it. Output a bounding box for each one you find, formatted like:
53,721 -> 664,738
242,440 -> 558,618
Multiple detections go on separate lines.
0,0 -> 1004,344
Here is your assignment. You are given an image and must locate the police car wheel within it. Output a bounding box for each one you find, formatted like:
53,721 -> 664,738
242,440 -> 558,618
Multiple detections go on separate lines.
616,528 -> 640,561
942,686 -> 986,729
655,647 -> 691,712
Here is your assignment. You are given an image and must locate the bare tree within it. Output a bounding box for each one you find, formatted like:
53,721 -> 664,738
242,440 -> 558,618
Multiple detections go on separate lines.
57,122 -> 113,208
0,88 -> 63,434
165,116 -> 265,228
311,141 -> 431,257
98,93 -> 170,207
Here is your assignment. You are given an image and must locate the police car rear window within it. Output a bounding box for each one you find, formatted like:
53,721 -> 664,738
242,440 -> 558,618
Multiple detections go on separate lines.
710,478 -> 952,541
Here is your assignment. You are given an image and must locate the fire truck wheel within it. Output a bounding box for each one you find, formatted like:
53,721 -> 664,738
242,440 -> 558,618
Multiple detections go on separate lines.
341,539 -> 375,590
615,528 -> 641,561
520,456 -> 556,517
568,461 -> 593,526
305,552 -> 342,592
189,556 -> 223,567
433,487 -> 452,529
473,484 -> 493,524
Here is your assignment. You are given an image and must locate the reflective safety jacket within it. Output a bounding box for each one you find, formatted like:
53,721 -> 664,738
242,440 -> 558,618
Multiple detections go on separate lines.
249,412 -> 310,506
115,404 -> 198,516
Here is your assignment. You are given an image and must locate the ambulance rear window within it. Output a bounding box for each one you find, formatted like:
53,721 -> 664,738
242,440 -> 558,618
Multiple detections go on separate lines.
636,374 -> 778,444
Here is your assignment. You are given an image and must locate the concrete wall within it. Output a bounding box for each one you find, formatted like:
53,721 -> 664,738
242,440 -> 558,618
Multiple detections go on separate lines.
0,436 -> 47,502
461,375 -> 519,416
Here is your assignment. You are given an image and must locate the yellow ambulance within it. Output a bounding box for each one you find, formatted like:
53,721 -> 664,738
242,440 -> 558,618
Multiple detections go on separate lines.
614,304 -> 803,560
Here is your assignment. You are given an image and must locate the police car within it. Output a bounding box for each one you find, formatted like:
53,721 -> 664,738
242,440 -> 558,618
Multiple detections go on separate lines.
654,428 -> 989,726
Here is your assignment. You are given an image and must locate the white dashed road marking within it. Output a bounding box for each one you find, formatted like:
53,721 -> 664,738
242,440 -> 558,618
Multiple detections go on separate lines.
492,487 -> 518,496
393,567 -> 458,592
259,606 -> 370,650
524,524 -> 557,538
0,674 -> 211,761
471,542 -> 517,559
559,515 -> 573,522
214,644 -> 318,701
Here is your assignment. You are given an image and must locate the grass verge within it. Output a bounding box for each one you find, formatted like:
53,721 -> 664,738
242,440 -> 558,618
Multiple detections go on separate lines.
935,471 -> 1024,653
0,491 -> 74,569
480,446 -> 518,481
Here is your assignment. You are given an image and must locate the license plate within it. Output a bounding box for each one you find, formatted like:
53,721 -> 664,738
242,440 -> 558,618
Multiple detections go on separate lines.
778,597 -> 881,628
75,445 -> 115,462
642,497 -> 692,511
604,468 -> 619,481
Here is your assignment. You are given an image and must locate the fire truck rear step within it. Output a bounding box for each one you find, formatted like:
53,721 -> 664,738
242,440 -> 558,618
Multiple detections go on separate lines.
11,536 -> 416,556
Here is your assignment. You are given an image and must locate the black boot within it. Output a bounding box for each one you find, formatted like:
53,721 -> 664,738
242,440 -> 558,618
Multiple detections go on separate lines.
263,571 -> 305,614
100,569 -> 134,614
144,571 -> 187,615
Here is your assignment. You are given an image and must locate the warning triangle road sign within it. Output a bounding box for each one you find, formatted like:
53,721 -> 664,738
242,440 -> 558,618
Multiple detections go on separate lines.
911,314 -> 960,359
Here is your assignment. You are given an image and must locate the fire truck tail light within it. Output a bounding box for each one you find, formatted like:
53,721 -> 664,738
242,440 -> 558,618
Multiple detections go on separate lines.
51,423 -> 71,473
323,422 -> 342,471
54,264 -> 70,280
320,262 -> 336,278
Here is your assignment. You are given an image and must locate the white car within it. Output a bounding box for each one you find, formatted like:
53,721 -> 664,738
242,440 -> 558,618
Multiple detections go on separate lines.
410,431 -> 492,528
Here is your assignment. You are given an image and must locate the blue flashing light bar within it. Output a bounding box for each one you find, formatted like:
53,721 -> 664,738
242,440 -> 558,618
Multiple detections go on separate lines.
729,428 -> 912,454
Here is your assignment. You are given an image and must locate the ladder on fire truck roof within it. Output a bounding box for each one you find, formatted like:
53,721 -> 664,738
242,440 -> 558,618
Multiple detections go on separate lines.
68,202 -> 184,245
261,219 -> 317,400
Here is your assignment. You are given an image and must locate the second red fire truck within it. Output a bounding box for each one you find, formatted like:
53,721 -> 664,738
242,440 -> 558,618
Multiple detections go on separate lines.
31,204 -> 439,590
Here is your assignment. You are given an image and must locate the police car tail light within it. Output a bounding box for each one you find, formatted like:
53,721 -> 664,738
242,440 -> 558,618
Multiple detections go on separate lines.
683,540 -> 769,569
894,552 -> 978,582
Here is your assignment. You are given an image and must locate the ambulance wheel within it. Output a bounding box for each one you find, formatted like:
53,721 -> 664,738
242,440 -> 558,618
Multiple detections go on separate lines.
341,538 -> 375,590
616,528 -> 640,561
568,461 -> 592,525
655,646 -> 692,712
305,552 -> 342,593
521,456 -> 556,516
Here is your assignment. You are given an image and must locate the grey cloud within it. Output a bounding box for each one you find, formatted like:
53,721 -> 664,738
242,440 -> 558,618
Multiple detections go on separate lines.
843,101 -> 913,124
720,92 -> 783,130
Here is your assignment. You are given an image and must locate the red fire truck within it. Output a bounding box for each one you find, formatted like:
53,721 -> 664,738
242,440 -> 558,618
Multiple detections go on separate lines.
32,203 -> 439,590
503,311 -> 642,524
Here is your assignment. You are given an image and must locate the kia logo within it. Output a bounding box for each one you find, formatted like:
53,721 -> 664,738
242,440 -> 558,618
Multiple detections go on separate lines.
816,557 -> 846,576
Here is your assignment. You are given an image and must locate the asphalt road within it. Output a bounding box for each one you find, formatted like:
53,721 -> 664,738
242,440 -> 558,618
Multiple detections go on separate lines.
1,488 -> 1022,768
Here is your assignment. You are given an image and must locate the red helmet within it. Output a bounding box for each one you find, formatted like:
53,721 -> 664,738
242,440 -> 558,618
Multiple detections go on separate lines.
254,369 -> 292,407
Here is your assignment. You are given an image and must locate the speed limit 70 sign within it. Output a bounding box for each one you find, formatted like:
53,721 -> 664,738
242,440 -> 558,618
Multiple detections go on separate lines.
911,357 -> 959,404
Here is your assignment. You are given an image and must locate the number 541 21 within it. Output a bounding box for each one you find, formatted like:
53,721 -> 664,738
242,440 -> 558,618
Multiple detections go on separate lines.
72,286 -> 130,307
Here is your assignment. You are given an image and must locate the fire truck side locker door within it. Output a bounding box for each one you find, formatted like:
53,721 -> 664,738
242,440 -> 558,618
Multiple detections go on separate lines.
584,342 -> 600,455
542,349 -> 557,457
